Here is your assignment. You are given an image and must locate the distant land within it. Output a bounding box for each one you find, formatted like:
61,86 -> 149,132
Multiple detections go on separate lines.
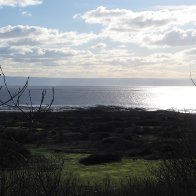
0,77 -> 194,86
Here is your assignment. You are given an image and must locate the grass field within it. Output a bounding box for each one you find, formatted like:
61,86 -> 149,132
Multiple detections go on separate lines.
31,147 -> 159,182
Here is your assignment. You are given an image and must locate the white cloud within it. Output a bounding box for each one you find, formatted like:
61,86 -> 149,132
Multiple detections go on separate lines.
82,6 -> 196,29
0,31 -> 190,77
2,4 -> 196,78
0,25 -> 97,46
82,6 -> 176,28
91,43 -> 107,49
184,48 -> 196,56
0,0 -> 42,7
21,11 -> 32,16
79,6 -> 196,48
0,25 -> 97,76
143,28 -> 196,47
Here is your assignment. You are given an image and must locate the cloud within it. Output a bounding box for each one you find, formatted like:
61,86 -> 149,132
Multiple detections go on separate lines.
21,11 -> 32,17
0,25 -> 97,46
143,28 -> 196,47
0,23 -> 190,78
82,6 -> 176,28
0,25 -> 96,74
2,4 -> 196,78
79,6 -> 196,48
184,48 -> 196,56
0,0 -> 42,7
0,46 -> 79,58
91,43 -> 107,49
0,25 -> 46,39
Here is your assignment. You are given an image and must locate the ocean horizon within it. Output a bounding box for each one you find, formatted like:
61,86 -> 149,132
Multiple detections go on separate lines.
1,85 -> 196,112
1,77 -> 194,86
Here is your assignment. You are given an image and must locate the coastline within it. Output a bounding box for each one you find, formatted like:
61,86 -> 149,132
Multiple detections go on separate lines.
1,104 -> 196,113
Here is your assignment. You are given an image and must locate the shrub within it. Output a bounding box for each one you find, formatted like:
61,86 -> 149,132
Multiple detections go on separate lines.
0,139 -> 30,169
79,153 -> 122,165
0,155 -> 64,196
153,129 -> 196,196
2,127 -> 36,143
101,136 -> 123,144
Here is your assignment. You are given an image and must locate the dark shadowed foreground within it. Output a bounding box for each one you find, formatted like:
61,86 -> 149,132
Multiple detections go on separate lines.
0,107 -> 196,195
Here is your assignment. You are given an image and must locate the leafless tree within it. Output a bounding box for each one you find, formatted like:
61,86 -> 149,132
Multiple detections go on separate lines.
0,65 -> 54,128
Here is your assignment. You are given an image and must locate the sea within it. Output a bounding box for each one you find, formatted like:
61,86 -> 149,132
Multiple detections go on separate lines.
1,86 -> 196,112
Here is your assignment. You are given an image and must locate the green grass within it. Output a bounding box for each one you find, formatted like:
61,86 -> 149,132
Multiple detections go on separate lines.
62,153 -> 158,181
30,147 -> 160,182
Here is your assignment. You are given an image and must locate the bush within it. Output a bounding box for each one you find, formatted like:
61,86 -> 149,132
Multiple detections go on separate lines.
2,127 -> 36,143
102,136 -> 123,144
0,139 -> 30,169
0,155 -> 64,196
153,129 -> 196,196
79,153 -> 122,165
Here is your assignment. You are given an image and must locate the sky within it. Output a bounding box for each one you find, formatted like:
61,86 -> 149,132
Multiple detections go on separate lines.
1,0 -> 196,79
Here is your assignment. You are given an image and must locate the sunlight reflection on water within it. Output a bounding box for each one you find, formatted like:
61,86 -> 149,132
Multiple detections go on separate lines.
145,86 -> 196,112
1,86 -> 196,112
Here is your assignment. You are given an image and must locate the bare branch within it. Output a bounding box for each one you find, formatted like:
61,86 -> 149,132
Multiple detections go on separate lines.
0,65 -> 55,129
0,65 -> 29,107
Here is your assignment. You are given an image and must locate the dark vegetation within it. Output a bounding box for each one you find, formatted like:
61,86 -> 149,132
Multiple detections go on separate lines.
0,65 -> 54,169
0,139 -> 30,168
0,150 -> 195,196
0,67 -> 195,195
79,153 -> 122,165
0,108 -> 196,195
0,107 -> 194,159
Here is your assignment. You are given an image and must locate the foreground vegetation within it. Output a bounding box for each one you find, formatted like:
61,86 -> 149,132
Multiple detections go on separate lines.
31,149 -> 159,181
0,153 -> 195,196
1,107 -> 194,158
0,108 -> 196,195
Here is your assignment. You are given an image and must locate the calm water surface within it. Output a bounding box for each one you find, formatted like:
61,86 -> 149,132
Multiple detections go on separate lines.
1,86 -> 196,112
